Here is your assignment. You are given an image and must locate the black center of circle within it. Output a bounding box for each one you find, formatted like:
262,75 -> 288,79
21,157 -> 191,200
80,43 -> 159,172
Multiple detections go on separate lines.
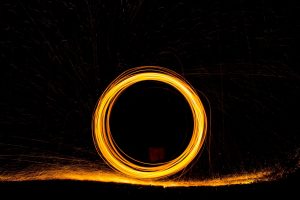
110,81 -> 193,163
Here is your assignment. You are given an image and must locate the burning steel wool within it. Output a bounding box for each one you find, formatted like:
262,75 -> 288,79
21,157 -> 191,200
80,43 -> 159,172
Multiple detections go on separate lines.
92,66 -> 207,180
0,67 -> 298,188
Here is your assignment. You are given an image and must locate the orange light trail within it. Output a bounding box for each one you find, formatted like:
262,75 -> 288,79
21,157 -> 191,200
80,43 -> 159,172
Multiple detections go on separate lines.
92,66 -> 207,179
0,165 -> 273,187
1,67 -> 294,187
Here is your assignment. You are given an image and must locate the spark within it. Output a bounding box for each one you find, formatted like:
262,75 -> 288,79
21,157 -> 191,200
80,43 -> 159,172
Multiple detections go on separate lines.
92,66 -> 207,179
0,165 -> 273,187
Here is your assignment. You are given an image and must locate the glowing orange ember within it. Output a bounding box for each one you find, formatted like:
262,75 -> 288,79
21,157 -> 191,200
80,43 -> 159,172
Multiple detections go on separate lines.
92,66 -> 207,179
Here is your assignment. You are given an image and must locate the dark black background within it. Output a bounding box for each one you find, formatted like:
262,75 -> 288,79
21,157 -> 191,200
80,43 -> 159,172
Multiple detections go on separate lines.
1,0 -> 299,195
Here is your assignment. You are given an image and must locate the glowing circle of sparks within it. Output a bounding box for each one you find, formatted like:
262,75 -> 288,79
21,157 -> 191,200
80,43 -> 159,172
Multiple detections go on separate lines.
93,66 -> 207,179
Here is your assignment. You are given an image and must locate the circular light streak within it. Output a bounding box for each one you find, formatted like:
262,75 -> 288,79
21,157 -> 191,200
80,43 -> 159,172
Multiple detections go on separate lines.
92,66 -> 207,179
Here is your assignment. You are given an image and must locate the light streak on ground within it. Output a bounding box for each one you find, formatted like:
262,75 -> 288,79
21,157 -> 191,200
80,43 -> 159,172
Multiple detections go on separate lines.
0,165 -> 274,187
93,66 -> 207,179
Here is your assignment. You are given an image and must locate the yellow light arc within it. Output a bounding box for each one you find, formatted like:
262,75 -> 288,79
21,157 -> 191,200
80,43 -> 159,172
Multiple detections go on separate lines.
92,66 -> 207,179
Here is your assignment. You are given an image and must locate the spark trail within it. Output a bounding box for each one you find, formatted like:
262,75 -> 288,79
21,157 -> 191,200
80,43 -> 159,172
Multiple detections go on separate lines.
93,66 -> 207,179
1,67 -> 297,187
0,165 -> 274,187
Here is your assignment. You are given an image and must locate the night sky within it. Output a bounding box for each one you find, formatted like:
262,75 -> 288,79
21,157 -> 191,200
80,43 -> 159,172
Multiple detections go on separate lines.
1,0 -> 299,195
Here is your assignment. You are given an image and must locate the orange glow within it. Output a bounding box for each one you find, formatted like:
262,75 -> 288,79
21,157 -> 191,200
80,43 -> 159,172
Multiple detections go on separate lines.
0,165 -> 273,187
92,66 -> 207,179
